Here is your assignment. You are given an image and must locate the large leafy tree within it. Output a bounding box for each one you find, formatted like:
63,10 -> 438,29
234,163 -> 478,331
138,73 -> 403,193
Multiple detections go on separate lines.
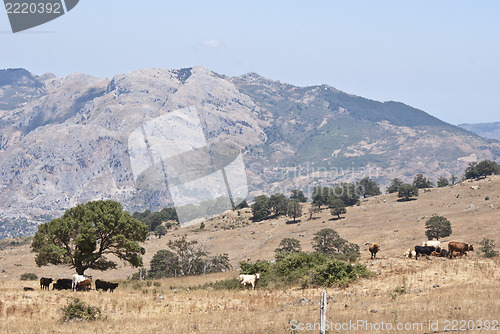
269,193 -> 289,216
464,160 -> 500,180
356,177 -> 381,198
329,198 -> 346,219
425,216 -> 452,241
290,189 -> 308,203
31,200 -> 148,275
387,178 -> 403,194
286,200 -> 302,222
275,238 -> 302,255
251,195 -> 271,221
398,183 -> 419,201
413,173 -> 434,189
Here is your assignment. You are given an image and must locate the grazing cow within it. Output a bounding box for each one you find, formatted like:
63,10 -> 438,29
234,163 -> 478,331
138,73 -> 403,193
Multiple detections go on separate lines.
422,240 -> 442,251
72,274 -> 92,291
54,278 -> 73,290
77,278 -> 92,291
439,249 -> 449,258
448,242 -> 474,259
238,273 -> 261,289
369,243 -> 380,259
95,279 -> 119,292
23,287 -> 34,291
404,249 -> 417,258
40,277 -> 53,290
414,246 -> 436,260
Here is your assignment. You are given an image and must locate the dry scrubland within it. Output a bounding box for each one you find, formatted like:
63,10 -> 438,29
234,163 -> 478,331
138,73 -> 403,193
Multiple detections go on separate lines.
1,257 -> 499,333
0,176 -> 499,333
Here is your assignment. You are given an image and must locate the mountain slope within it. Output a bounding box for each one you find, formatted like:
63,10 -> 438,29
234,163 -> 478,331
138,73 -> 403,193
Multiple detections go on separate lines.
459,122 -> 500,141
1,67 -> 500,234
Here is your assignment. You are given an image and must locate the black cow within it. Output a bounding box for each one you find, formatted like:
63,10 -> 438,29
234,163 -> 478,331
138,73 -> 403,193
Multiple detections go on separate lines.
439,249 -> 449,258
95,279 -> 119,292
53,278 -> 73,290
40,277 -> 53,290
414,246 -> 436,260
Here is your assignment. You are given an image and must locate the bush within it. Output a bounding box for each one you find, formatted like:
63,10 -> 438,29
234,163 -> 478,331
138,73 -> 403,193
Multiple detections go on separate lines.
312,260 -> 370,288
240,260 -> 271,275
61,298 -> 103,322
479,238 -> 499,258
20,272 -> 38,281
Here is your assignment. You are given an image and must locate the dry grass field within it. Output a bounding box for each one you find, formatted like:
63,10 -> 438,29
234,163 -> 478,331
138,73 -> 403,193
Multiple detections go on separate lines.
0,176 -> 499,333
0,257 -> 499,333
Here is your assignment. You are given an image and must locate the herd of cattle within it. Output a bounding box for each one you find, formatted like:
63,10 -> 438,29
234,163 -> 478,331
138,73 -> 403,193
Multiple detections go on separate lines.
369,241 -> 474,260
29,274 -> 119,292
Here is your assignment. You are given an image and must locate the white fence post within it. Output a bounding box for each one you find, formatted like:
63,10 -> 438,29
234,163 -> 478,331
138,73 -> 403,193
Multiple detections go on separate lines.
320,290 -> 327,334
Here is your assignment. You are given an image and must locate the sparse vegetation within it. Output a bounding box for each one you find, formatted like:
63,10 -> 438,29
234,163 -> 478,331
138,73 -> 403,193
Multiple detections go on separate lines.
437,176 -> 449,187
20,272 -> 38,281
479,238 -> 499,258
61,298 -> 103,322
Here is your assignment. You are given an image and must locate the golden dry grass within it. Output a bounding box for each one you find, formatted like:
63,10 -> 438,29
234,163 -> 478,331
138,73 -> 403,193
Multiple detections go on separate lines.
1,256 -> 499,333
0,176 -> 499,333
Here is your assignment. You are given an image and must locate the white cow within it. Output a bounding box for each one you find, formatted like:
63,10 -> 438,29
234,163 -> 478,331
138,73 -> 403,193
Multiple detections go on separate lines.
238,273 -> 260,290
422,240 -> 442,250
404,249 -> 417,259
72,274 -> 92,291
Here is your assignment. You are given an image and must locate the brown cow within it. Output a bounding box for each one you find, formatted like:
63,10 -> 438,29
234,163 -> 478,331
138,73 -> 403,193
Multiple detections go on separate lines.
369,243 -> 380,259
448,241 -> 474,259
77,278 -> 92,291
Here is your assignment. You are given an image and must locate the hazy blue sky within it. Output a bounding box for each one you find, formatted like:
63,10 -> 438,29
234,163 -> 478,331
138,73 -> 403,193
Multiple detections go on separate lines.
1,1 -> 499,125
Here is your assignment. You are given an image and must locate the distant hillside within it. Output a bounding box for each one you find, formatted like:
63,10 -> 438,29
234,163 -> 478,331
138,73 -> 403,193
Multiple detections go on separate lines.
459,122 -> 500,141
1,66 -> 500,233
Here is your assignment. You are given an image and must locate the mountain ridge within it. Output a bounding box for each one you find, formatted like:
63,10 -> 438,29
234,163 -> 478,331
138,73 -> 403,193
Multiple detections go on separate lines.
1,66 -> 499,237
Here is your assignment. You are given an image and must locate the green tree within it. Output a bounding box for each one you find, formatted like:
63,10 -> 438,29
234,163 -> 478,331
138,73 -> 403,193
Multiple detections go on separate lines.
398,183 -> 419,201
331,183 -> 359,206
478,238 -> 499,258
251,195 -> 270,221
312,186 -> 330,209
154,224 -> 168,239
275,238 -> 302,255
464,160 -> 500,180
167,236 -> 207,276
290,189 -> 308,202
450,174 -> 458,185
269,193 -> 289,216
437,176 -> 449,188
312,228 -> 347,255
148,249 -> 179,279
387,178 -> 403,194
287,201 -> 302,222
413,173 -> 434,189
235,200 -> 249,209
205,254 -> 232,274
31,200 -> 148,275
357,177 -> 381,198
329,198 -> 346,219
425,216 -> 452,241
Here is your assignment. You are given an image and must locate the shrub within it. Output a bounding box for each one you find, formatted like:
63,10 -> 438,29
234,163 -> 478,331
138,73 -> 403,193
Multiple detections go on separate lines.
479,238 -> 499,258
20,272 -> 38,281
240,260 -> 271,275
61,298 -> 103,322
312,260 -> 370,288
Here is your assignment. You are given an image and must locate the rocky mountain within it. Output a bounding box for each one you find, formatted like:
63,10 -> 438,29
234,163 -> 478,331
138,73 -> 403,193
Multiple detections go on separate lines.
1,66 -> 500,236
458,122 -> 500,141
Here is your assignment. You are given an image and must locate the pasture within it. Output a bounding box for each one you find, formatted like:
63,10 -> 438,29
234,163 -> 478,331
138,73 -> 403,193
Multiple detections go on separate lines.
1,256 -> 499,334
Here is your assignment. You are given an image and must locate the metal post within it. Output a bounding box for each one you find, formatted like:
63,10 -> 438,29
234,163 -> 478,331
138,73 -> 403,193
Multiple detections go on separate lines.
320,290 -> 327,334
